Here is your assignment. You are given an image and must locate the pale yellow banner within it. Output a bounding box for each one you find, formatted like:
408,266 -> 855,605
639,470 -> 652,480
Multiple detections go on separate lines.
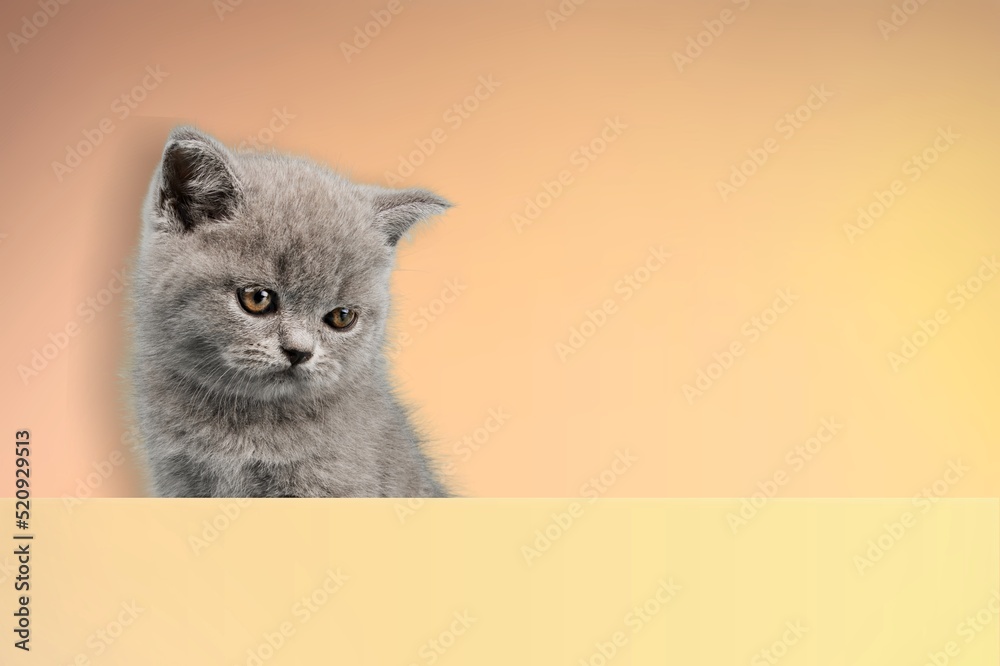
4,499 -> 998,665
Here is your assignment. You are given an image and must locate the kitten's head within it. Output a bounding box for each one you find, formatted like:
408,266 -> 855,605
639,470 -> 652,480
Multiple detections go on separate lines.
135,126 -> 451,402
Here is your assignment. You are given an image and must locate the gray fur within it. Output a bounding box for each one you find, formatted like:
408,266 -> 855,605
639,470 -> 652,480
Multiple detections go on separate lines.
130,126 -> 452,497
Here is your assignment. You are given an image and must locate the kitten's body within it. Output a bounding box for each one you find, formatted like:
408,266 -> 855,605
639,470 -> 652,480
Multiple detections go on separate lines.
139,364 -> 445,497
132,128 -> 450,497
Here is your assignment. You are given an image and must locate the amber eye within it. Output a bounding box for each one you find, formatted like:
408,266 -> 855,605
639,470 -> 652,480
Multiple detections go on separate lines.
237,287 -> 276,315
324,307 -> 357,330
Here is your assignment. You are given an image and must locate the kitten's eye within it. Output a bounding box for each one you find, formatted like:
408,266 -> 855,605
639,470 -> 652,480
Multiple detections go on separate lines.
237,287 -> 276,315
324,307 -> 357,330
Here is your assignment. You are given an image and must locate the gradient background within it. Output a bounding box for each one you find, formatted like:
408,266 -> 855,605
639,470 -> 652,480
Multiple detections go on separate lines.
4,498 -> 998,664
1,0 -> 999,500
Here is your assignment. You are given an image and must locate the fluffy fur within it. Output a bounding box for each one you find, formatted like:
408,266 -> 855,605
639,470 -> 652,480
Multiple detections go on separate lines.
130,127 -> 452,497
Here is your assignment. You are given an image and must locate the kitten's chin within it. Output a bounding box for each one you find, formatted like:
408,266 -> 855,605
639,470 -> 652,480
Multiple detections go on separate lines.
182,360 -> 342,405
228,374 -> 315,403
258,366 -> 317,395
262,364 -> 344,399
188,366 -> 317,404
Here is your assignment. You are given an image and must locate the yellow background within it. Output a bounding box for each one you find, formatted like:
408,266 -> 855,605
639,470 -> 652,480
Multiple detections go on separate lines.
0,499 -> 995,664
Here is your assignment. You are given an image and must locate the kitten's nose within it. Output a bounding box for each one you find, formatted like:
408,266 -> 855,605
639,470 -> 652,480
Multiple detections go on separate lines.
281,347 -> 313,367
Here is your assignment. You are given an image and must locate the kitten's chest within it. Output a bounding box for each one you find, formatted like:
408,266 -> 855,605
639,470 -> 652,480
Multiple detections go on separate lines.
183,416 -> 383,497
148,390 -> 396,496
176,405 -> 332,459
201,453 -> 380,497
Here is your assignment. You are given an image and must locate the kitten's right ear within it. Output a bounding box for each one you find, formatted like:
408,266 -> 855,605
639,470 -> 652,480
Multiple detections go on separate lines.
153,126 -> 241,233
361,185 -> 453,246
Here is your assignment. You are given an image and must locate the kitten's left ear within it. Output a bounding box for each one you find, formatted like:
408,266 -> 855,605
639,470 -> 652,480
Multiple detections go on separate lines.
362,186 -> 453,246
153,126 -> 242,233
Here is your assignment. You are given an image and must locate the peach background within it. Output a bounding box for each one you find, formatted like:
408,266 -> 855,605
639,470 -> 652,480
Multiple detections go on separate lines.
1,0 -> 998,498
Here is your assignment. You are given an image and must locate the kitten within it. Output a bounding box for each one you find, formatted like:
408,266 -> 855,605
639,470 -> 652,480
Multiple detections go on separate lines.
130,126 -> 452,497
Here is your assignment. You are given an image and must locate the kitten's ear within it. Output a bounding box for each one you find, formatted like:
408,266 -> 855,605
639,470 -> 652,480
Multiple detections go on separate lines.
362,186 -> 453,246
153,126 -> 241,232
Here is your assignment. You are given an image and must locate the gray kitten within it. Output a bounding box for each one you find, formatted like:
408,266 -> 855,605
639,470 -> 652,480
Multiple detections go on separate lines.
130,126 -> 452,497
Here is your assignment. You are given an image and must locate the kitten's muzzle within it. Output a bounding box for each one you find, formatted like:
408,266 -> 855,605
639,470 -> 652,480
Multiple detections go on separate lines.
281,347 -> 313,367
